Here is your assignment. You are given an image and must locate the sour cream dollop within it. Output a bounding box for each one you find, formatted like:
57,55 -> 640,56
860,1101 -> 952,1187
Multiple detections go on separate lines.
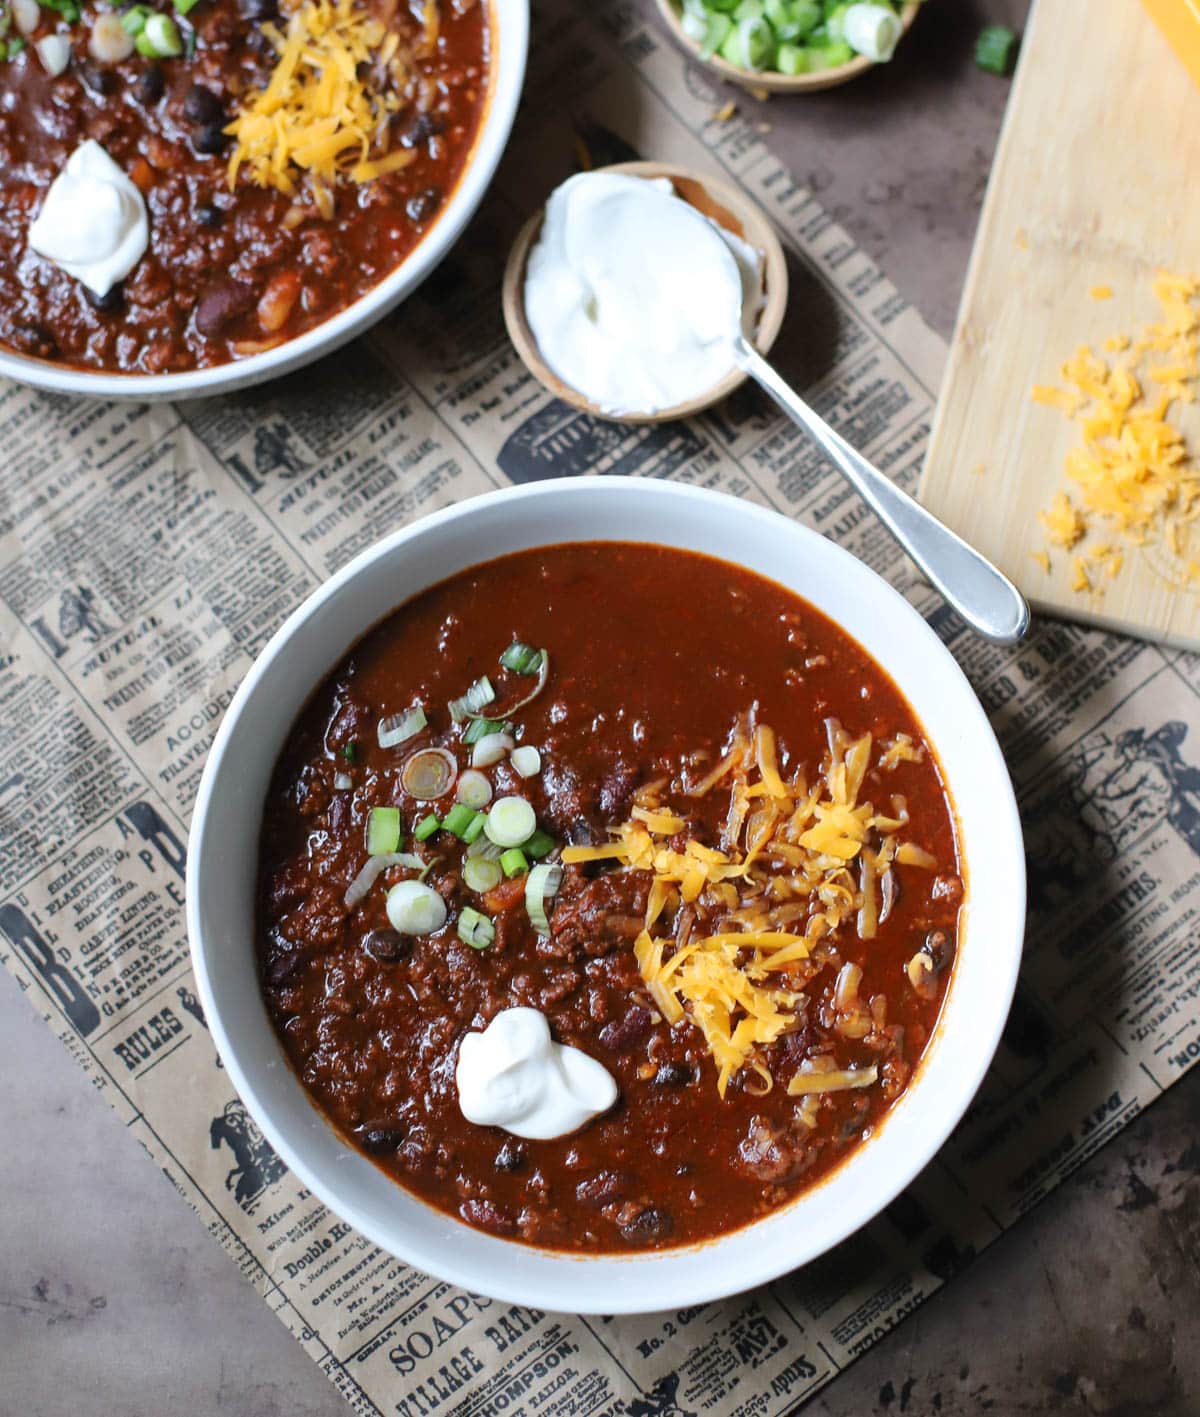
523,172 -> 763,417
28,140 -> 149,297
456,1007 -> 618,1140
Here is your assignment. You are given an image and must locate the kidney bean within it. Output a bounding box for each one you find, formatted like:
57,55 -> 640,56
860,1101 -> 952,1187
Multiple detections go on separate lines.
194,278 -> 256,337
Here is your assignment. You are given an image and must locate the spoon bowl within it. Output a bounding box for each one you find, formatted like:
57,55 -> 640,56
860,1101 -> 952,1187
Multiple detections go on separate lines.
501,160 -> 788,425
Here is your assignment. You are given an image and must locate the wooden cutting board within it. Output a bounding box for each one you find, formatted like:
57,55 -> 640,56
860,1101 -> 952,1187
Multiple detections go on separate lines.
919,0 -> 1200,648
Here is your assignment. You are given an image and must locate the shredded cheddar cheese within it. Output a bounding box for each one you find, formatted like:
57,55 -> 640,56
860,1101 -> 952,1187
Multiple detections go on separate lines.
562,717 -> 936,1097
1032,273 -> 1200,592
225,0 -> 418,205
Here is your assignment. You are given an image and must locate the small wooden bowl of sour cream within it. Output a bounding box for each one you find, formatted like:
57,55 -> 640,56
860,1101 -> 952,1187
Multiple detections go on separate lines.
652,0 -> 920,94
502,161 -> 788,425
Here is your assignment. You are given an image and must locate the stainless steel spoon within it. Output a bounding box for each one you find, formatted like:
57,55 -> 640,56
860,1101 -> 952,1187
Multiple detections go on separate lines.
734,337 -> 1030,645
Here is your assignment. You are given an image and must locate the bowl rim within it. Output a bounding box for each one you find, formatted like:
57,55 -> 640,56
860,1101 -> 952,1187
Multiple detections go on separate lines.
652,0 -> 919,94
0,0 -> 529,402
187,476 -> 1025,1313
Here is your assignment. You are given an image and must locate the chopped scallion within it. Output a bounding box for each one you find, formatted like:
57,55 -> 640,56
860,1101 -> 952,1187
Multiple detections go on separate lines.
173,0 -> 202,13
378,706 -> 426,749
509,745 -> 541,778
463,857 -> 502,893
499,642 -> 544,676
455,769 -> 493,809
975,23 -> 1015,75
500,847 -> 528,878
484,796 -> 537,849
457,906 -> 495,950
461,811 -> 487,845
136,12 -> 183,55
525,863 -> 563,935
448,675 -> 495,723
442,803 -> 480,839
386,880 -> 447,935
463,717 -> 512,746
366,806 -> 401,857
413,813 -> 440,842
341,740 -> 358,762
524,829 -> 556,860
120,5 -> 152,35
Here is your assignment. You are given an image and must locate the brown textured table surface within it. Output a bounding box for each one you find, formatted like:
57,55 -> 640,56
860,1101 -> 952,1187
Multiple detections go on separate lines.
4,2 -> 1199,1412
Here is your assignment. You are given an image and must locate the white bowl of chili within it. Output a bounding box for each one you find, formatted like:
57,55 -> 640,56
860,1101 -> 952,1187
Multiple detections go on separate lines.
0,0 -> 526,398
188,476 -> 1025,1314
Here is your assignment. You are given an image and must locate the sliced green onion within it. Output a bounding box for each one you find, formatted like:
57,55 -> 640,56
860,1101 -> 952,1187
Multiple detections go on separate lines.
775,40 -> 809,73
488,653 -> 549,719
457,906 -> 495,950
341,740 -> 358,762
698,10 -> 733,54
378,706 -> 426,749
136,12 -> 182,55
173,0 -> 202,13
509,745 -> 541,779
449,675 -> 495,723
366,806 -> 401,856
343,852 -> 424,909
499,641 -> 544,675
386,880 -> 447,935
841,1 -> 901,60
463,857 -> 502,893
401,746 -> 457,800
720,14 -> 774,69
455,768 -> 493,808
525,863 -> 562,935
442,802 -> 480,839
681,6 -> 708,40
500,847 -> 528,878
471,731 -> 514,768
40,0 -> 80,20
807,37 -> 853,67
462,811 -> 487,845
121,6 -> 152,35
524,829 -> 556,861
975,22 -> 1015,75
466,834 -> 503,862
35,32 -> 71,73
463,717 -> 512,747
413,813 -> 440,842
484,796 -> 537,849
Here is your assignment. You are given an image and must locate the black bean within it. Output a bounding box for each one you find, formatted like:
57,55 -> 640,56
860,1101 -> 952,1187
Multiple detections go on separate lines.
653,1062 -> 694,1087
576,1170 -> 627,1208
359,1126 -> 406,1152
265,947 -> 308,986
193,120 -> 228,155
194,277 -> 255,336
136,64 -> 165,104
83,282 -> 124,313
494,1141 -> 525,1173
196,202 -> 224,228
79,62 -> 117,98
598,1004 -> 652,1054
363,928 -> 408,963
183,83 -> 225,124
239,0 -> 278,20
405,188 -> 442,224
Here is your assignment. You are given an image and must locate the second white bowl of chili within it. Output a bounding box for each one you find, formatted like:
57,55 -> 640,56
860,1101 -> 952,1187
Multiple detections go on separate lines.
188,476 -> 1025,1313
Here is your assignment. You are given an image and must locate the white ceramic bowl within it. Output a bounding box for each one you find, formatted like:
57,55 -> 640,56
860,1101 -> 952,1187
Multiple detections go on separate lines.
187,477 -> 1025,1315
0,0 -> 528,402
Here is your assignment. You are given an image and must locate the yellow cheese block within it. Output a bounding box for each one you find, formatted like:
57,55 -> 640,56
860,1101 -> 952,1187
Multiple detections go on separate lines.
1142,0 -> 1200,87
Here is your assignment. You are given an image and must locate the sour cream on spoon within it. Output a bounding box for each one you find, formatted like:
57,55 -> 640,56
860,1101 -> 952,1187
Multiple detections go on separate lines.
28,140 -> 149,298
522,172 -> 763,417
456,1007 -> 618,1140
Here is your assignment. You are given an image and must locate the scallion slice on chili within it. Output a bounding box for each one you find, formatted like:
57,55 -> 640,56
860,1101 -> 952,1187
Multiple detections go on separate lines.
342,852 -> 425,910
121,7 -> 152,36
378,706 -> 426,749
455,769 -> 493,809
173,0 -> 201,13
366,806 -> 401,856
401,746 -> 457,800
135,12 -> 183,55
484,796 -> 536,849
465,834 -> 503,862
462,856 -> 502,893
413,813 -> 440,842
448,675 -> 495,723
333,772 -> 353,791
499,642 -> 543,675
442,802 -> 481,839
341,740 -> 358,762
471,731 -> 514,768
509,745 -> 541,778
386,880 -> 447,935
525,863 -> 563,935
463,717 -> 512,746
499,847 -> 528,878
461,810 -> 487,845
523,829 -> 556,860
457,906 -> 495,950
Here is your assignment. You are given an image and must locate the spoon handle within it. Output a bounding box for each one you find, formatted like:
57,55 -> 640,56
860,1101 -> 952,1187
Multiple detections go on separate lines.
735,338 -> 1030,645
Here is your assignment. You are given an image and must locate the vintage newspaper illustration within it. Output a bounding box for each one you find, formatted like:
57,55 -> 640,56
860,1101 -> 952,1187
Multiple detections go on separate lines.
2,1 -> 1198,1412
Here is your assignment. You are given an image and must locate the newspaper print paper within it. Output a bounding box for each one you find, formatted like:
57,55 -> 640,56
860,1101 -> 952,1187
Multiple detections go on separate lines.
2,1 -> 1198,1412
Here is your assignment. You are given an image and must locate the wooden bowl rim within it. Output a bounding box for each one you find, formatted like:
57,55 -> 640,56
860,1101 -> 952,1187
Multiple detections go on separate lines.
650,0 -> 920,94
501,160 -> 789,426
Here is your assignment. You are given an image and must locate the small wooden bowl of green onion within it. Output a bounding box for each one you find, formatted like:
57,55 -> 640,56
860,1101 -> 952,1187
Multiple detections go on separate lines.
653,0 -> 920,93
